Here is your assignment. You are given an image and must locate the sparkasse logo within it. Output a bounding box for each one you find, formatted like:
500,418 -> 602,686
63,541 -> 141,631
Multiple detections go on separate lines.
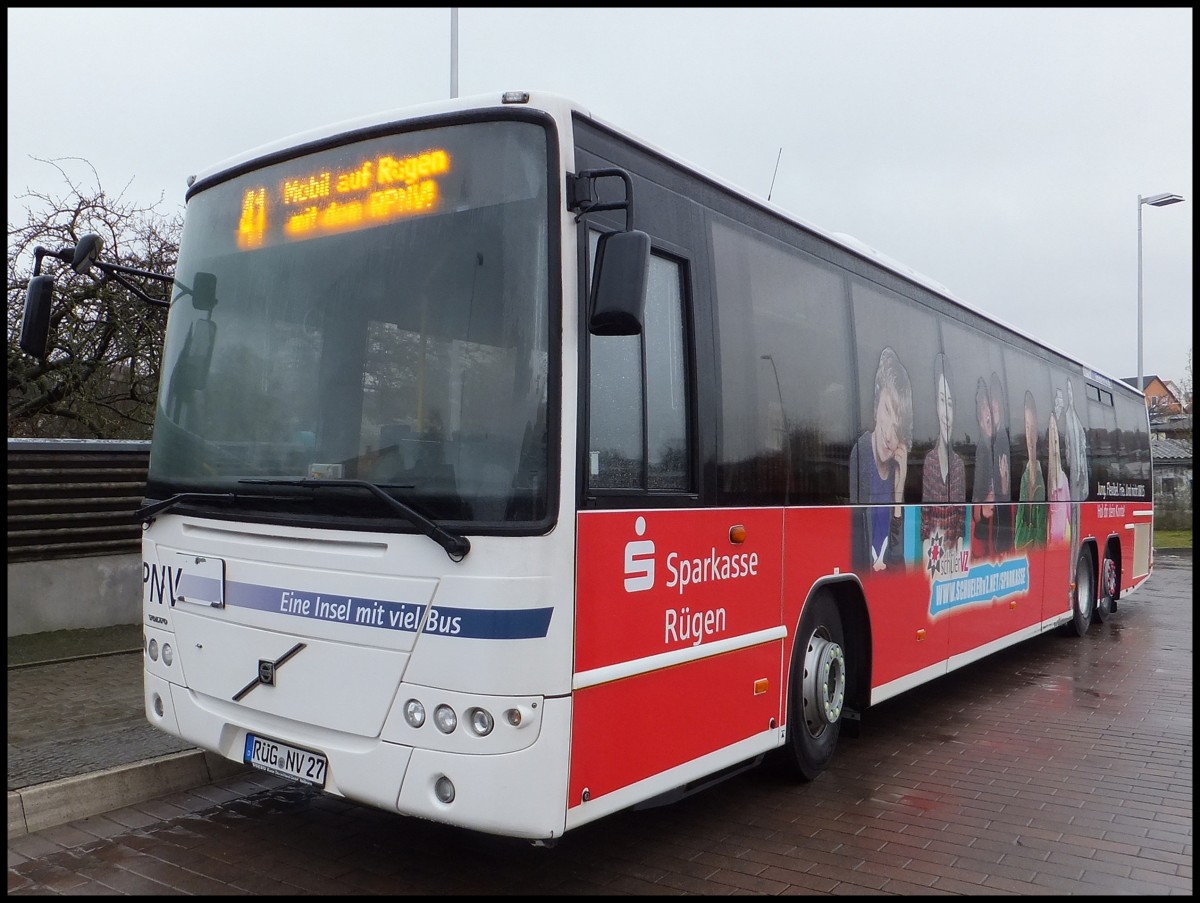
624,516 -> 655,592
623,515 -> 762,597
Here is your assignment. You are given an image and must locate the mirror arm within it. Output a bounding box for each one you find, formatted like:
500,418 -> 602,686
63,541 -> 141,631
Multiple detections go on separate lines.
97,266 -> 170,309
567,168 -> 636,229
30,242 -> 172,308
91,258 -> 175,285
30,245 -> 77,276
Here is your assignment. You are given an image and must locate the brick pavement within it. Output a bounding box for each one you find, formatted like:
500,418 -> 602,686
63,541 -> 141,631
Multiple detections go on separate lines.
6,554 -> 1193,894
7,653 -> 193,790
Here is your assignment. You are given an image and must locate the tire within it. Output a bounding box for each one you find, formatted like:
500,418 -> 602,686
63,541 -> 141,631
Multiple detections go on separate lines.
1094,550 -> 1117,623
1068,547 -> 1095,637
783,590 -> 846,781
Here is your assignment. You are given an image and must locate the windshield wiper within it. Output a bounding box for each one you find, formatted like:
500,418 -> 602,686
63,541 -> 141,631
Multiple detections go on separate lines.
139,491 -> 244,521
238,478 -> 471,562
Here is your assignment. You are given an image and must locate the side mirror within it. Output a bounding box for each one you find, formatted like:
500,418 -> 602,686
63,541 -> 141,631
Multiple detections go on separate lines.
71,234 -> 104,275
19,275 -> 55,358
589,229 -> 650,337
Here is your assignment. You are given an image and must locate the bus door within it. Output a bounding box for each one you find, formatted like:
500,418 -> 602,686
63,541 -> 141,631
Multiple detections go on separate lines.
568,146 -> 784,814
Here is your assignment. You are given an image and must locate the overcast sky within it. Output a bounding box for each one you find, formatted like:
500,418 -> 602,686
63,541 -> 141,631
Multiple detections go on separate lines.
8,8 -> 1193,388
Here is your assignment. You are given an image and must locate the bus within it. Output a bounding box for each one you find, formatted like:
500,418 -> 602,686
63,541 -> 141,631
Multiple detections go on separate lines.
20,89 -> 1154,844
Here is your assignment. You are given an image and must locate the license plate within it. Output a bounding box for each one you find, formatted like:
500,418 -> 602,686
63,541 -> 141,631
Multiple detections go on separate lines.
243,733 -> 328,788
173,553 -> 225,608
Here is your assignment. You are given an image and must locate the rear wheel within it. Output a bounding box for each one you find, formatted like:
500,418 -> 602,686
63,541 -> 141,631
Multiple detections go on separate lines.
784,590 -> 846,781
1068,547 -> 1095,636
1094,550 -> 1117,623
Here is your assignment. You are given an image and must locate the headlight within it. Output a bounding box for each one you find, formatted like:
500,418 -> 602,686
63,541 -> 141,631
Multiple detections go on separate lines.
467,707 -> 494,736
433,704 -> 458,734
147,638 -> 159,661
161,643 -> 173,666
403,699 -> 426,728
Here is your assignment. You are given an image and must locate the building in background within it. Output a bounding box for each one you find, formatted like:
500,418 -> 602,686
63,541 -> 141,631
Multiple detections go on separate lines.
1123,375 -> 1193,531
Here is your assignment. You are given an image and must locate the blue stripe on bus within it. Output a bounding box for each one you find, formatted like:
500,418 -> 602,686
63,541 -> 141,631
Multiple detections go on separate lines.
222,580 -> 552,639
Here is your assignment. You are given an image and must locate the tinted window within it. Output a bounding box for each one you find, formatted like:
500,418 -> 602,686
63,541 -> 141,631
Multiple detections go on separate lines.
850,279 -> 941,506
1113,390 -> 1152,502
1048,372 -> 1091,502
1001,347 -> 1053,498
588,234 -> 691,494
711,218 -> 854,505
940,320 -> 1009,506
1087,384 -> 1119,497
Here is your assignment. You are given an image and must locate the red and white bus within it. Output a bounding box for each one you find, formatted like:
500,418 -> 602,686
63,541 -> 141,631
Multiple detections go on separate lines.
21,90 -> 1154,843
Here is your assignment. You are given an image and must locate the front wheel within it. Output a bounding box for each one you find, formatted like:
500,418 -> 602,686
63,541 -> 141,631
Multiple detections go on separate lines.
1068,547 -> 1095,636
783,590 -> 846,781
1094,551 -> 1117,623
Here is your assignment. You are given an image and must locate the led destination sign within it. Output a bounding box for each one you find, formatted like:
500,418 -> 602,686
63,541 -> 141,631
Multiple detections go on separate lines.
237,148 -> 452,249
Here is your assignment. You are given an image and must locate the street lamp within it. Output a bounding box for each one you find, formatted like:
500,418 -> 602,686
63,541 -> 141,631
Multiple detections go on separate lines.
1137,192 -> 1185,393
449,8 -> 459,98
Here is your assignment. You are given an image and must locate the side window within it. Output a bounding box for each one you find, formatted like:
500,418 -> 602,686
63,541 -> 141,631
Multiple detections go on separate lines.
1000,347 -> 1053,503
644,258 -> 689,489
1049,371 -> 1091,502
1001,347 -> 1053,551
940,320 -> 1007,507
850,279 -> 942,506
1114,391 -> 1151,496
710,218 -> 854,506
587,232 -> 690,493
1087,385 -> 1119,495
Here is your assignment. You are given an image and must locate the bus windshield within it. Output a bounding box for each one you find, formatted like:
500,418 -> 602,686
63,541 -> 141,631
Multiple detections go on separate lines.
147,118 -> 553,527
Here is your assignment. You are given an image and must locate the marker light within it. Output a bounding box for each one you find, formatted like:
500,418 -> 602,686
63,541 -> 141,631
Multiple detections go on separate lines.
433,704 -> 458,734
434,775 -> 455,804
467,707 -> 494,737
504,705 -> 538,728
148,638 -> 159,661
403,699 -> 426,728
501,91 -> 530,104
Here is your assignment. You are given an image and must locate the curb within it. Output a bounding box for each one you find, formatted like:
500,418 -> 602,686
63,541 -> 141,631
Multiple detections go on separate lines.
1156,546 -> 1192,557
7,751 -> 249,839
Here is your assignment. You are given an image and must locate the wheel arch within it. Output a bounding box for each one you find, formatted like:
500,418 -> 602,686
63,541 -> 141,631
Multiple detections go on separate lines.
790,575 -> 872,717
1078,538 -> 1100,591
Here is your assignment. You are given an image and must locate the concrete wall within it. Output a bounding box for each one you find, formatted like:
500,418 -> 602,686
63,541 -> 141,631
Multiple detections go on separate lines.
7,553 -> 141,637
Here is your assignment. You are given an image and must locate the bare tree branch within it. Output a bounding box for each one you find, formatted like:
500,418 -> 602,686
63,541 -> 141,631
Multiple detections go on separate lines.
8,157 -> 180,438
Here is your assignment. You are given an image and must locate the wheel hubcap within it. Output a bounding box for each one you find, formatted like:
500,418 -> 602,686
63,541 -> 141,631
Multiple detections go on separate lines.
803,631 -> 846,735
1102,558 -> 1117,599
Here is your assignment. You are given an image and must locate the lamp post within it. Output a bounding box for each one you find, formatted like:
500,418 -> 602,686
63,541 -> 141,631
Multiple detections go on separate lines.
1137,192 -> 1185,393
449,8 -> 459,98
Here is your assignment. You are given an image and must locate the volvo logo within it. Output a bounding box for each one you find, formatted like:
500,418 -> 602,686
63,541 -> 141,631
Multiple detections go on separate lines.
233,642 -> 306,701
